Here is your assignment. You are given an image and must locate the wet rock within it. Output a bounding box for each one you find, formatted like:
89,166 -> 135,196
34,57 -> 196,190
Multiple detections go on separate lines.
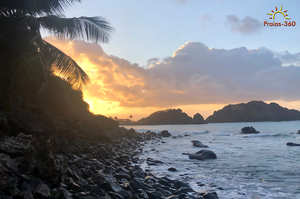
196,182 -> 205,187
34,183 -> 51,198
241,126 -> 260,134
0,133 -> 32,156
146,158 -> 163,166
23,191 -> 35,199
159,130 -> 171,137
0,153 -> 18,172
168,167 -> 177,172
287,142 -> 300,146
186,150 -> 217,160
201,192 -> 219,199
148,191 -> 163,199
191,140 -> 208,148
52,188 -> 73,199
174,186 -> 194,195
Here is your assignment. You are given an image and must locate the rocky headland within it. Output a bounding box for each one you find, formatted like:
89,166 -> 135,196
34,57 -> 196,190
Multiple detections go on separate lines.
135,109 -> 206,125
206,101 -> 300,123
0,112 -> 218,199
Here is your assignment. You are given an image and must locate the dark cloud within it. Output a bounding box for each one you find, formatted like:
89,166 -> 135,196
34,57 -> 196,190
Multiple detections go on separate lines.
47,39 -> 300,108
226,15 -> 262,34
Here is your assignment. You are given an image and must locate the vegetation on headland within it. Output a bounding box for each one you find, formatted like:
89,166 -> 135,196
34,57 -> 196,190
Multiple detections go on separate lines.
0,0 -> 118,138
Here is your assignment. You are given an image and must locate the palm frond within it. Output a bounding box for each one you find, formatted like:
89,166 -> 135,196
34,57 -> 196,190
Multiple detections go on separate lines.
0,0 -> 81,15
39,15 -> 113,43
39,40 -> 89,88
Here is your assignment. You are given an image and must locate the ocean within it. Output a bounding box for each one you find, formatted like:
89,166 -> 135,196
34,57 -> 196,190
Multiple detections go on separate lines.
124,121 -> 300,199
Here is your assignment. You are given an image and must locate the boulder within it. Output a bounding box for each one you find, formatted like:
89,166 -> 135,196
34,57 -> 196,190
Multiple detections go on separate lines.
168,167 -> 177,172
186,150 -> 217,161
191,140 -> 208,148
241,126 -> 260,134
0,133 -> 32,156
34,183 -> 51,198
201,192 -> 219,199
287,142 -> 300,146
297,130 -> 300,134
159,130 -> 171,137
146,158 -> 163,166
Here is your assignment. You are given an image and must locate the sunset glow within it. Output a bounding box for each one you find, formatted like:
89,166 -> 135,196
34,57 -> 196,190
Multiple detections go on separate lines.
46,38 -> 300,120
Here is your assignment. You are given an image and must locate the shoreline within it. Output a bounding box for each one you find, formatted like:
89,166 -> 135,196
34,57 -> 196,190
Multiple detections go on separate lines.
0,127 -> 218,199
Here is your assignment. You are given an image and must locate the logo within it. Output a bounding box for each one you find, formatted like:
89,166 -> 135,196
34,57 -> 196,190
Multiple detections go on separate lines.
264,5 -> 296,27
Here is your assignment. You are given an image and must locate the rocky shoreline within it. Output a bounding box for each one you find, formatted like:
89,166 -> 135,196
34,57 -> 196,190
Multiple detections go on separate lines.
0,126 -> 218,199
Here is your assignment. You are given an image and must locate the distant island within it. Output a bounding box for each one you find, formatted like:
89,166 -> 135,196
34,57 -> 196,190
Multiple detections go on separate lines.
118,101 -> 300,125
118,109 -> 206,125
206,101 -> 300,123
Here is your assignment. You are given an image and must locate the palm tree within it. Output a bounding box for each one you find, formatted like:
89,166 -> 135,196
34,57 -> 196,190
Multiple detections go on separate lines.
0,0 -> 113,109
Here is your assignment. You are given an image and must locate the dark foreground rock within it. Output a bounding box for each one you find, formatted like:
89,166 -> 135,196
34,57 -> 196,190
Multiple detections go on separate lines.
184,150 -> 217,161
287,142 -> 300,146
191,140 -> 208,148
168,167 -> 177,172
0,129 -> 218,199
159,130 -> 172,137
201,192 -> 219,199
241,126 -> 260,134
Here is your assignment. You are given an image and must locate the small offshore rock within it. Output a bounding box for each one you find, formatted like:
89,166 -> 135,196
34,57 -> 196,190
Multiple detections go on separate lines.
191,140 -> 208,148
188,150 -> 217,161
287,142 -> 300,146
241,126 -> 260,134
168,167 -> 177,172
159,130 -> 171,137
297,130 -> 300,134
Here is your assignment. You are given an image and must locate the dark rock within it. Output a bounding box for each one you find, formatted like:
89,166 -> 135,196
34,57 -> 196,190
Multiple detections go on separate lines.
202,192 -> 219,199
187,150 -> 217,160
287,142 -> 300,146
159,130 -> 171,137
0,133 -> 32,156
191,140 -> 208,148
168,167 -> 177,172
34,183 -> 51,198
241,126 -> 260,134
146,158 -> 164,166
52,188 -> 73,199
174,186 -> 193,195
0,153 -> 18,172
148,191 -> 163,199
297,130 -> 300,134
23,191 -> 35,199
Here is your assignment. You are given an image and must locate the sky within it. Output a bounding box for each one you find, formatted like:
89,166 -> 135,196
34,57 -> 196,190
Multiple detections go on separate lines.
47,0 -> 300,120
64,0 -> 300,66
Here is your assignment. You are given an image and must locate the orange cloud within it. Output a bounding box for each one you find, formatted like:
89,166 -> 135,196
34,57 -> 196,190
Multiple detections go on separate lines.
45,38 -> 300,120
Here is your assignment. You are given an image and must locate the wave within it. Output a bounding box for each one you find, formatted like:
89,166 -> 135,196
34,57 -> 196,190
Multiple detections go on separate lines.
243,132 -> 293,138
